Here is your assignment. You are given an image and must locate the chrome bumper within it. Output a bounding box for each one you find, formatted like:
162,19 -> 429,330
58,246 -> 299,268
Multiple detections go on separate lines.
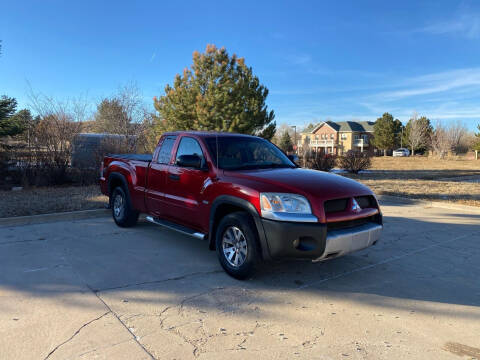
313,223 -> 382,262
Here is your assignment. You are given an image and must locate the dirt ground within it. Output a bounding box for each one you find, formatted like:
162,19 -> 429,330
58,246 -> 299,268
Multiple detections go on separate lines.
0,185 -> 107,218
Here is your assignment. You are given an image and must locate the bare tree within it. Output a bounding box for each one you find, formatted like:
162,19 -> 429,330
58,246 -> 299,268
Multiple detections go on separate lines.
26,87 -> 88,181
93,82 -> 152,152
447,120 -> 467,154
299,136 -> 311,167
407,114 -> 432,156
430,121 -> 448,158
272,123 -> 295,146
93,82 -> 145,135
430,120 -> 467,158
34,113 -> 82,167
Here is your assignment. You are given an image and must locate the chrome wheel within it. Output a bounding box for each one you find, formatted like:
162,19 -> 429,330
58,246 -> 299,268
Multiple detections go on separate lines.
113,193 -> 124,219
222,226 -> 248,267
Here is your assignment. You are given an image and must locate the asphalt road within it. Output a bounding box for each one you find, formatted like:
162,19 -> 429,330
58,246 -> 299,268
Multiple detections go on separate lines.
1,200 -> 479,359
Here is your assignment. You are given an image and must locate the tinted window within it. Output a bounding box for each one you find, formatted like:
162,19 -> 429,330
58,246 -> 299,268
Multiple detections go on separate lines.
205,136 -> 294,170
175,137 -> 205,166
157,136 -> 176,164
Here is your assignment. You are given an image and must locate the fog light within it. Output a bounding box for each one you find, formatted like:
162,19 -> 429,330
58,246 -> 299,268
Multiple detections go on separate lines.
293,238 -> 300,248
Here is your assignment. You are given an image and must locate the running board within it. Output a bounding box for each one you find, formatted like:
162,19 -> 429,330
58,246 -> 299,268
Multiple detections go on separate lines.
145,216 -> 206,240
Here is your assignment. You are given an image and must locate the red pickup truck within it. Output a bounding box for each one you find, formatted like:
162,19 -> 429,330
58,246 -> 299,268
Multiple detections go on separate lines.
100,131 -> 382,279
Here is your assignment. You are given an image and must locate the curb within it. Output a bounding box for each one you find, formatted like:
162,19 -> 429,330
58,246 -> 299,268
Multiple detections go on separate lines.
377,195 -> 480,213
0,208 -> 110,227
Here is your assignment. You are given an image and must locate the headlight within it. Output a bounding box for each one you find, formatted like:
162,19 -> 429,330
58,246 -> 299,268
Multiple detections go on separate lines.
260,193 -> 317,222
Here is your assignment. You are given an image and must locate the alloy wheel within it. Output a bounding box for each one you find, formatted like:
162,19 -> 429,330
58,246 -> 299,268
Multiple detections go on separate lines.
222,226 -> 248,267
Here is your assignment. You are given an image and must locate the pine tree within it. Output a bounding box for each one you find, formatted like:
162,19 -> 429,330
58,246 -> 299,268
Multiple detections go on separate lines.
94,98 -> 129,135
0,95 -> 28,137
152,45 -> 276,140
279,131 -> 293,153
372,113 -> 400,155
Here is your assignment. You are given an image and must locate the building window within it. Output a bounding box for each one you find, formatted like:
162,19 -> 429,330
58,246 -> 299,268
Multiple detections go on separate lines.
341,133 -> 347,140
330,134 -> 334,139
354,134 -> 360,140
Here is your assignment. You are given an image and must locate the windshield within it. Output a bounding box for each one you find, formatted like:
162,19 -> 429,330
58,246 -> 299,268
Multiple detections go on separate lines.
205,136 -> 295,170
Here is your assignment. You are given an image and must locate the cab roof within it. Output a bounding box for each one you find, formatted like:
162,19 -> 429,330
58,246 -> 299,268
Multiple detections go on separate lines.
162,130 -> 260,139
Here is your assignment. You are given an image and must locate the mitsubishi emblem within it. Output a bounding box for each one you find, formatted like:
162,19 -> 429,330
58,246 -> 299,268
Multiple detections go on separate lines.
351,198 -> 361,213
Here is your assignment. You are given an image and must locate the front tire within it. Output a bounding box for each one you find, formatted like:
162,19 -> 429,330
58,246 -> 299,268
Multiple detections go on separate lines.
215,212 -> 260,280
110,186 -> 139,227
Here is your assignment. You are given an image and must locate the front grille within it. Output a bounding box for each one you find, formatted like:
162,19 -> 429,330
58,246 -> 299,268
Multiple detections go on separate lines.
324,195 -> 377,214
324,198 -> 348,213
355,195 -> 376,209
327,215 -> 376,231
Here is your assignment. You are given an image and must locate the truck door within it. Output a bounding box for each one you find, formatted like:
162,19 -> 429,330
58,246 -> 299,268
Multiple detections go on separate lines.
163,136 -> 210,230
145,135 -> 177,217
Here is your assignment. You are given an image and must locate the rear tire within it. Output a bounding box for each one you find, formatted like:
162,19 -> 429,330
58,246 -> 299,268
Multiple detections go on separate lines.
110,186 -> 139,227
215,212 -> 260,280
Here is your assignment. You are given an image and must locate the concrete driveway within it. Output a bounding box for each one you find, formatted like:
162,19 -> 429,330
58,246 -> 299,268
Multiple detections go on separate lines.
1,199 -> 479,360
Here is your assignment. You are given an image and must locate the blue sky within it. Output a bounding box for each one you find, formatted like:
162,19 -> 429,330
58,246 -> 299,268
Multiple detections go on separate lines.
1,0 -> 480,130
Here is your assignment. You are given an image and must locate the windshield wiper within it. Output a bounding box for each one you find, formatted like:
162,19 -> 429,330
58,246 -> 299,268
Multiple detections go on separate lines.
266,163 -> 295,169
225,163 -> 294,170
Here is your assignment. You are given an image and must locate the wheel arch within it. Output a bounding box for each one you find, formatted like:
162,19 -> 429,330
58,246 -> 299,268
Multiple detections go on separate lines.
107,172 -> 136,211
208,195 -> 271,260
108,172 -> 129,195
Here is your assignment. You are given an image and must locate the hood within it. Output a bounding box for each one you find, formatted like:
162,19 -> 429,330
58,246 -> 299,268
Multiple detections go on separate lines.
225,167 -> 373,201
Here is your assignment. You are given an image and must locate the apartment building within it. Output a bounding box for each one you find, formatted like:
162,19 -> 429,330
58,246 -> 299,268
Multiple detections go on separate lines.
297,121 -> 375,155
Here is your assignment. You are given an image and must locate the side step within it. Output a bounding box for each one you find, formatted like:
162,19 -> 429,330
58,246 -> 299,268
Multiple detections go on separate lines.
146,216 -> 206,240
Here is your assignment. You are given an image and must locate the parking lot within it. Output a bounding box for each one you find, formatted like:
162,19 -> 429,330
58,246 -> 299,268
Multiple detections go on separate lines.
1,199 -> 479,360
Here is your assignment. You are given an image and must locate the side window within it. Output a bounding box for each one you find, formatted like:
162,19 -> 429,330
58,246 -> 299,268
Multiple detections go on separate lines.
157,136 -> 177,164
175,137 -> 205,167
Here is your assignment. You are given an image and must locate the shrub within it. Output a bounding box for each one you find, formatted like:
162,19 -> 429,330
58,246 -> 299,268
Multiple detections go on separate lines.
339,151 -> 371,173
305,152 -> 337,171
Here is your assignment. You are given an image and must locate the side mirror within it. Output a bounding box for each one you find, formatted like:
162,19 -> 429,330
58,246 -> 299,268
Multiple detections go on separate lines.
287,154 -> 299,164
176,154 -> 202,169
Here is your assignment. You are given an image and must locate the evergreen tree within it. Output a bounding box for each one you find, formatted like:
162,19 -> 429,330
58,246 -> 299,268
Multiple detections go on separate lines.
279,130 -> 293,153
393,118 -> 404,148
372,112 -> 398,155
153,44 -> 276,139
0,95 -> 27,137
94,98 -> 130,135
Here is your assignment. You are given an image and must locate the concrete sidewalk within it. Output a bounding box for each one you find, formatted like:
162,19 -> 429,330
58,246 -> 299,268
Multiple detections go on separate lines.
1,200 -> 479,359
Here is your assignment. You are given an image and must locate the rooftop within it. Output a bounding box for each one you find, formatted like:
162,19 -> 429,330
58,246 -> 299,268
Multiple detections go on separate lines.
310,121 -> 375,133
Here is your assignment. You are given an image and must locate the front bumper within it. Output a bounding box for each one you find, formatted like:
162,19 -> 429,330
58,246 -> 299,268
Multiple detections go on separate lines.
261,218 -> 382,260
313,223 -> 382,262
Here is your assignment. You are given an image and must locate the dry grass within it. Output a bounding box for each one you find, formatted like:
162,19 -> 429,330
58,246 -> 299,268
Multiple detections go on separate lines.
368,156 -> 480,179
0,185 -> 108,218
346,156 -> 480,207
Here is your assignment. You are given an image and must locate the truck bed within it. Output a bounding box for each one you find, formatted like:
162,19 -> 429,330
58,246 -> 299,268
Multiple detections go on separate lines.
107,154 -> 152,162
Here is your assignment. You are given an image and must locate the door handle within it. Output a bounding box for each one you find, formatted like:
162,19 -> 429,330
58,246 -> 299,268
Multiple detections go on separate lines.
169,173 -> 180,181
